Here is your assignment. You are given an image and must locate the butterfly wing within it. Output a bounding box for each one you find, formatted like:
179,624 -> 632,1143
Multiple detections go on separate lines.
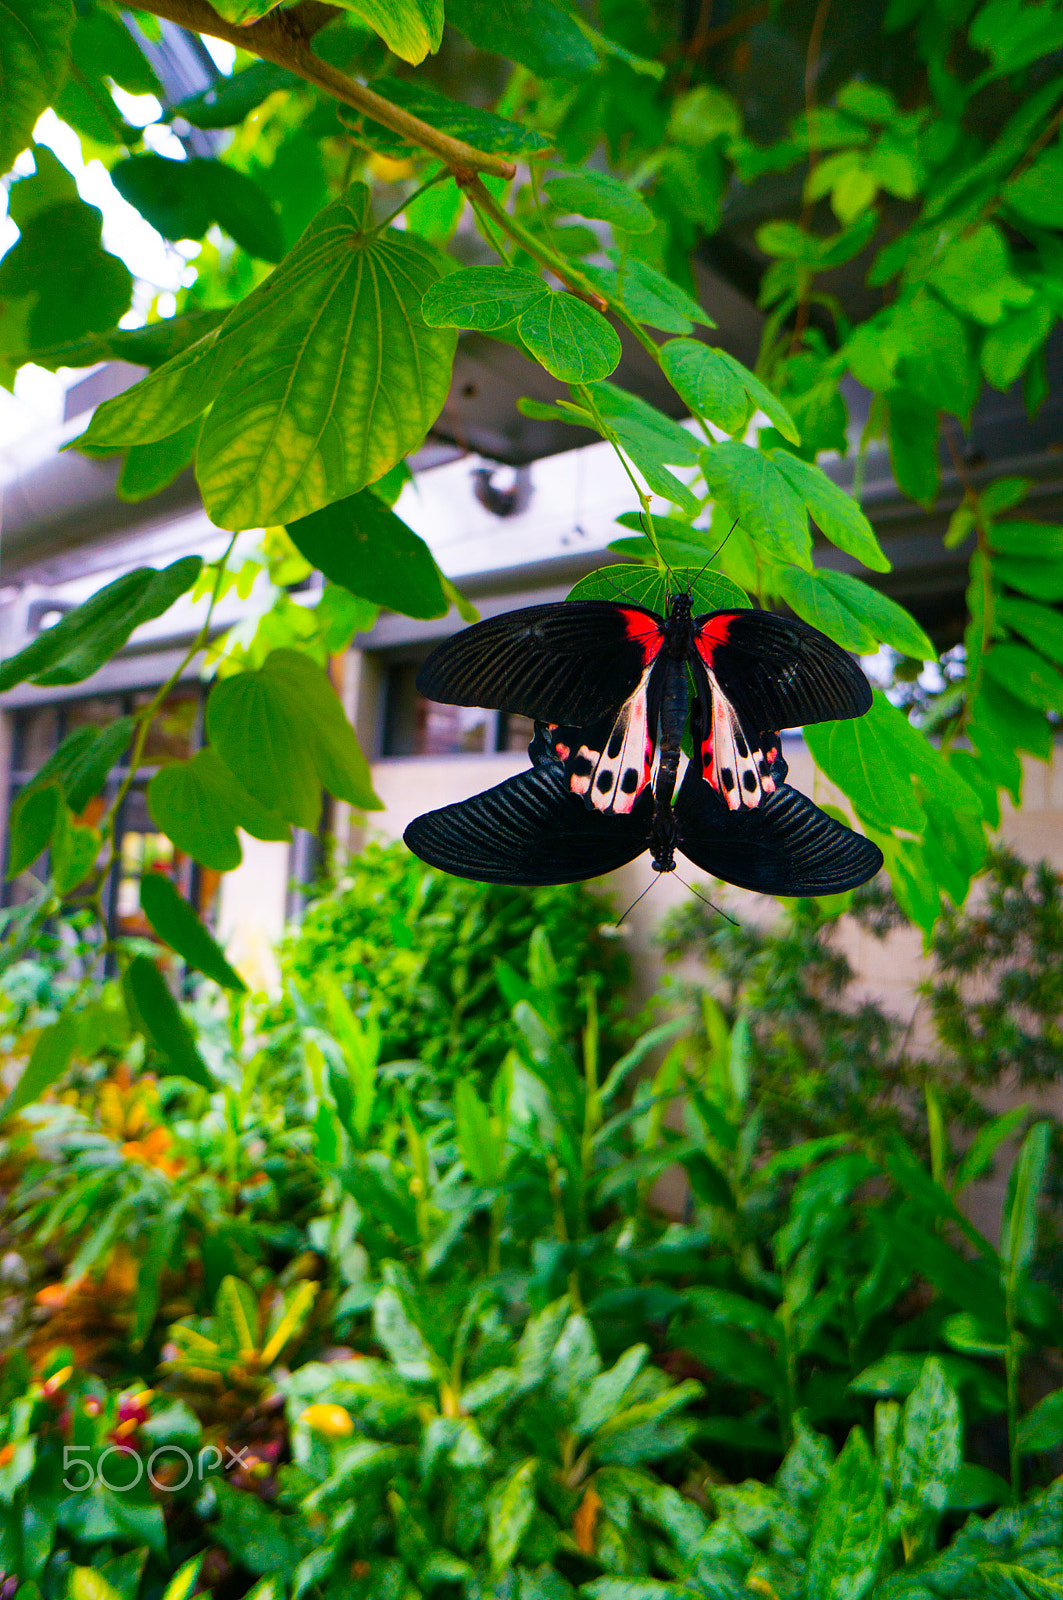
674,748 -> 883,896
417,601 -> 664,724
403,758 -> 654,886
694,610 -> 873,734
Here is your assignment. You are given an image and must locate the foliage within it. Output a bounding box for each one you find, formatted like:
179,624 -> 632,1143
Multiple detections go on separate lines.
4,922 -> 1063,1596
5,0 -> 1063,1029
660,847 -> 1063,1147
264,838 -> 630,1087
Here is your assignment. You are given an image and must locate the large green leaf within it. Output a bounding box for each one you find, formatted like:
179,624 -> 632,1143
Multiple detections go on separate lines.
886,390 -> 939,507
122,956 -> 213,1089
586,254 -> 715,337
769,451 -> 889,572
139,875 -> 246,992
21,717 -> 132,814
196,184 -> 457,529
804,696 -> 924,832
111,156 -> 284,261
659,339 -> 750,434
422,265 -> 547,331
701,442 -> 811,566
117,423 -> 199,504
545,171 -> 655,235
894,1358 -> 962,1533
983,643 -> 1063,713
488,1460 -> 537,1574
996,596 -> 1063,665
286,491 -> 447,618
0,0 -> 73,177
29,308 -> 227,373
6,781 -> 61,878
567,564 -> 747,613
446,0 -> 597,78
73,325 -> 230,452
779,568 -> 935,658
332,0 -> 442,63
517,291 -> 621,383
348,75 -> 550,155
891,293 -> 978,420
989,520 -> 1063,559
805,1429 -> 885,1600
0,558 -> 201,692
206,650 -> 382,830
0,1012 -> 79,1120
148,748 -> 291,872
1001,1121 -> 1053,1282
0,183 -> 131,349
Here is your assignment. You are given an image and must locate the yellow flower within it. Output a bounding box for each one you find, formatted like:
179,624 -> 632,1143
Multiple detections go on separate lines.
300,1404 -> 354,1438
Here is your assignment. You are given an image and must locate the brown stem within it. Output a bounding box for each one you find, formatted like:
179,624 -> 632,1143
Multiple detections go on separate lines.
139,0 -> 516,178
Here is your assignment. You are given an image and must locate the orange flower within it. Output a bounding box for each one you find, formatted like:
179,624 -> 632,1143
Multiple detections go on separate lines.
0,1444 -> 14,1467
573,1486 -> 602,1555
35,1283 -> 72,1309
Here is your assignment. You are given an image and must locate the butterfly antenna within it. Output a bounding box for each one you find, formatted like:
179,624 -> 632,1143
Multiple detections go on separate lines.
674,872 -> 739,925
687,519 -> 740,598
616,877 -> 657,928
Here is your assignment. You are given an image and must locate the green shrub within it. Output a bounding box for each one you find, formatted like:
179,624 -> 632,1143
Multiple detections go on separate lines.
265,840 -> 632,1088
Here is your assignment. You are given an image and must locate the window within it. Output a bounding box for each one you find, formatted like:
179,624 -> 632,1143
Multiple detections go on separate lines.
381,662 -> 535,758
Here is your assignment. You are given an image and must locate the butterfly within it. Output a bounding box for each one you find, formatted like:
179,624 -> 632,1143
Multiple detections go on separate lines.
405,588 -> 883,893
416,589 -> 873,820
404,713 -> 881,892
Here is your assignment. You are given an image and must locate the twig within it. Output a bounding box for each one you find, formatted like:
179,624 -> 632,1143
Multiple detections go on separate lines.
788,0 -> 833,356
136,0 -> 517,179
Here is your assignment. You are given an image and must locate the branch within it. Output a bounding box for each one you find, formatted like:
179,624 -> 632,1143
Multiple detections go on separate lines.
140,0 -> 517,179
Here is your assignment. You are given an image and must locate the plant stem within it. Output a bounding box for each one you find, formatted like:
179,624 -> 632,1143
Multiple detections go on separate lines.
133,0 -> 516,180
578,385 -> 665,569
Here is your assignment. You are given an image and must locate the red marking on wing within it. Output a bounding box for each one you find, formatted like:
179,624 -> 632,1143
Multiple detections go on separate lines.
693,613 -> 735,671
619,608 -> 665,667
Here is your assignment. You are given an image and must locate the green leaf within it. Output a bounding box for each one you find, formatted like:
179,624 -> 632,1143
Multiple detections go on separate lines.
29,308 -> 226,374
805,695 -> 923,831
421,265 -> 547,331
207,649 -> 381,830
567,564 -> 748,614
586,254 -> 715,336
981,301 -> 1053,392
454,1080 -> 500,1185
894,1358 -> 962,1532
196,185 -> 456,529
1001,1121 -> 1052,1281
6,782 -> 60,879
117,421 -> 200,504
287,490 -> 447,618
488,1459 -> 537,1574
0,557 -> 201,692
372,1285 -> 436,1379
167,61 -> 299,129
778,568 -> 876,652
701,442 -> 811,566
0,188 -> 131,349
22,717 -> 132,815
575,1347 -> 649,1438
592,383 -> 701,465
805,1428 -> 885,1600
817,570 -> 935,658
352,76 -> 550,155
1017,1388 -> 1063,1453
769,452 -> 889,571
1006,144 -> 1063,227
445,0 -> 598,78
886,390 -> 939,507
122,956 -> 213,1089
989,520 -> 1063,559
517,292 -> 621,383
544,171 -> 655,235
983,643 -> 1063,712
0,0 -> 74,177
927,224 -> 1033,326
659,339 -> 750,433
139,875 -> 246,992
0,1012 -> 78,1120
333,0 -> 442,63
50,803 -> 101,895
317,585 -> 379,652
993,556 -> 1063,602
217,1275 -> 260,1353
148,747 -> 291,872
892,293 -> 977,421
996,596 -> 1063,665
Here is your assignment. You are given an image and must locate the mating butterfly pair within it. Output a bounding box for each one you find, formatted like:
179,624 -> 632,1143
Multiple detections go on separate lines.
403,585 -> 883,896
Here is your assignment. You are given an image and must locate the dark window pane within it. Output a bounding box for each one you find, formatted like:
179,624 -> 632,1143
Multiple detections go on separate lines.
383,663 -> 497,756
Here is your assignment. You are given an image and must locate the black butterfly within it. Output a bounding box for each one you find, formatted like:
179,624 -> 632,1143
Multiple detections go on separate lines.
404,590 -> 883,894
